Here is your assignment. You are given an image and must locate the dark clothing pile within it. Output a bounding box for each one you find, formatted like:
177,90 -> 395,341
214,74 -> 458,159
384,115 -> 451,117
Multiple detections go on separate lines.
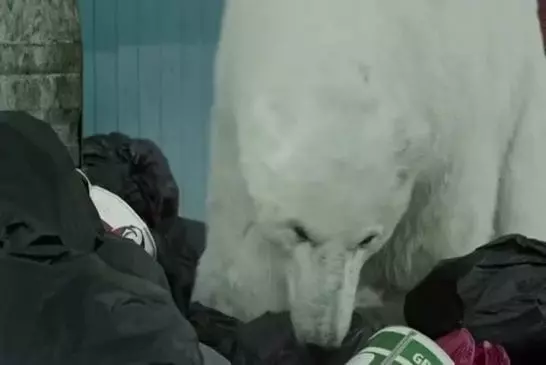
78,133 -> 546,364
81,133 -> 180,230
187,305 -> 371,365
0,112 -> 202,365
405,234 -> 546,365
82,133 -> 204,315
80,132 -> 372,365
5,113 -> 546,365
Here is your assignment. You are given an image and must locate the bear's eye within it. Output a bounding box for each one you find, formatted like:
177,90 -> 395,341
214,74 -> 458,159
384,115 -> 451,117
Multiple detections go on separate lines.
293,224 -> 311,243
357,233 -> 378,249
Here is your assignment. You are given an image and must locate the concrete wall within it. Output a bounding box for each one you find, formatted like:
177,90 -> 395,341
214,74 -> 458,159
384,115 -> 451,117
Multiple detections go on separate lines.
0,0 -> 82,163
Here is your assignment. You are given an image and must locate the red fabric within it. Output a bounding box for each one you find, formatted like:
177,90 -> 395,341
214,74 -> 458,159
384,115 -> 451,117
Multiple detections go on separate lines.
436,329 -> 510,365
474,341 -> 511,365
437,329 -> 475,365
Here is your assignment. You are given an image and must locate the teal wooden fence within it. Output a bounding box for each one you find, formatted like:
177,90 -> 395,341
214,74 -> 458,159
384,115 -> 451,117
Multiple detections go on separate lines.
78,0 -> 223,221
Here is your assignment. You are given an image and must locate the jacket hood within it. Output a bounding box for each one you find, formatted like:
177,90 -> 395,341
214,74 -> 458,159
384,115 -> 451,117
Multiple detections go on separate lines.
0,112 -> 102,260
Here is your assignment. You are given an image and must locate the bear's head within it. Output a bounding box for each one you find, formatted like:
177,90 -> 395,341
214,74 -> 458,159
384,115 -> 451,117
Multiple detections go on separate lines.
235,88 -> 421,346
211,0 -> 430,347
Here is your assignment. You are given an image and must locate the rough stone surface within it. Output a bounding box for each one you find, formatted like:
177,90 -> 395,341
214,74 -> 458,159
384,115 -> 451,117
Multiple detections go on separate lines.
0,0 -> 82,164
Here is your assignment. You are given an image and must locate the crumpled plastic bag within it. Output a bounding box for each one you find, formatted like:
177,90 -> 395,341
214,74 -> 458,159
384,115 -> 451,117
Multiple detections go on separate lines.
82,132 -> 205,314
82,132 -> 179,229
405,234 -> 546,365
189,303 -> 376,365
230,312 -> 312,365
189,306 -> 312,365
188,303 -> 243,361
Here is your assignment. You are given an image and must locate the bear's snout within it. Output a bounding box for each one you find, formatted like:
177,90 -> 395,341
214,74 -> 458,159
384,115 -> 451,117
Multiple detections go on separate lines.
286,243 -> 366,347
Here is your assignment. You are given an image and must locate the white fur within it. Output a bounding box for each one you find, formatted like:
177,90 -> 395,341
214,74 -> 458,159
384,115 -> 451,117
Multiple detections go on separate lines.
193,0 -> 546,347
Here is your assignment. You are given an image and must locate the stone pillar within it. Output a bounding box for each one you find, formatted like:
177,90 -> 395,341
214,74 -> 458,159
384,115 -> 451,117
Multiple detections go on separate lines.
0,0 -> 83,164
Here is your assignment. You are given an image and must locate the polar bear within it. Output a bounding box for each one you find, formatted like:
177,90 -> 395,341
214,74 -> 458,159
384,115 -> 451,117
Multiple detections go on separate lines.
193,0 -> 546,348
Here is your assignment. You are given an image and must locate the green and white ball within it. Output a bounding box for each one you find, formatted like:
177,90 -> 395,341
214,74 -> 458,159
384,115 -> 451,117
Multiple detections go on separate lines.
346,326 -> 454,365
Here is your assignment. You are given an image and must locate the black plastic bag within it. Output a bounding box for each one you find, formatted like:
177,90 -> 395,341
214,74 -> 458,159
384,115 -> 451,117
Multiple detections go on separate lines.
189,303 -> 376,365
154,217 -> 205,314
188,303 -> 243,360
404,234 -> 546,365
188,305 -> 311,365
82,132 -> 179,229
231,312 -> 312,365
82,132 -> 205,315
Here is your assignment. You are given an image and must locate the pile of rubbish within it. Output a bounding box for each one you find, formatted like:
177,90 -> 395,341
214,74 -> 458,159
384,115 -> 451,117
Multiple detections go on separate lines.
1,112 -> 546,365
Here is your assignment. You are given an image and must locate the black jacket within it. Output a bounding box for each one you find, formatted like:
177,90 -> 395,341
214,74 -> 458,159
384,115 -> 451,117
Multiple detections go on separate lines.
0,112 -> 203,365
